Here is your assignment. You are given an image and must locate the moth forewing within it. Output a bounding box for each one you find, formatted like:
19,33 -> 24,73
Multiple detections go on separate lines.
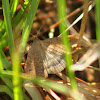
24,38 -> 48,78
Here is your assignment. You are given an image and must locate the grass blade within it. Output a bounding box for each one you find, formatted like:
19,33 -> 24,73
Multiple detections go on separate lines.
1,49 -> 11,70
12,0 -> 31,26
2,0 -> 15,56
2,0 -> 23,99
57,0 -> 80,99
19,0 -> 40,54
10,0 -> 19,17
96,0 -> 100,68
0,85 -> 14,99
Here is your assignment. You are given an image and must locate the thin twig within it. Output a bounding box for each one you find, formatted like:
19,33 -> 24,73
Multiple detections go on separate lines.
50,5 -> 84,30
73,0 -> 89,63
77,0 -> 89,46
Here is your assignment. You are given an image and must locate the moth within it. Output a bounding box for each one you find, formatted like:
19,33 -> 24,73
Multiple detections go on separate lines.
24,35 -> 90,78
24,35 -> 100,99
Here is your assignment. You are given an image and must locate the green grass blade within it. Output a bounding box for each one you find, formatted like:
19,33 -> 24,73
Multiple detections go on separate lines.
96,0 -> 100,40
0,49 -> 13,98
0,85 -> 14,99
0,19 -> 5,37
0,44 -> 13,98
1,75 -> 13,90
1,49 -> 11,70
12,0 -> 31,26
1,75 -> 30,100
2,0 -> 23,99
11,1 -> 40,98
24,82 -> 43,100
0,32 -> 8,48
2,0 -> 15,56
1,70 -> 69,95
19,0 -> 40,54
0,72 -> 30,100
0,70 -> 86,100
12,52 -> 23,100
0,49 -> 3,71
10,0 -> 19,17
57,0 -> 80,99
96,0 -> 100,68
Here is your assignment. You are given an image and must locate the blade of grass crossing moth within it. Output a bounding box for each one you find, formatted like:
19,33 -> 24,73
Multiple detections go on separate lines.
0,70 -> 69,97
0,70 -> 87,99
57,0 -> 81,99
